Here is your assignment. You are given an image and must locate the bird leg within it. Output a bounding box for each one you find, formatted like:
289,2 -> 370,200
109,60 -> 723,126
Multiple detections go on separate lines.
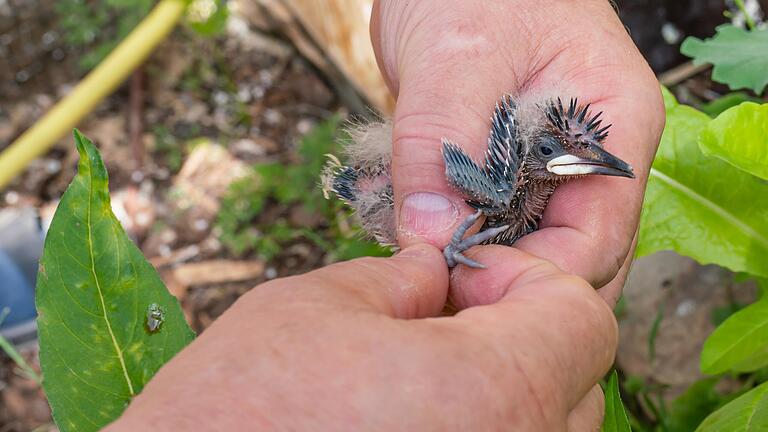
443,210 -> 510,269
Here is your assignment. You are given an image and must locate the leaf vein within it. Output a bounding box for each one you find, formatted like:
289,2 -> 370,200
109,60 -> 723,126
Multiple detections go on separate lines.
86,165 -> 136,396
650,168 -> 768,250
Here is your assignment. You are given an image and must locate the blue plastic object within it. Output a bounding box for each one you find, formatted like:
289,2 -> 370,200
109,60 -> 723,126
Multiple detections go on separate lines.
0,248 -> 36,327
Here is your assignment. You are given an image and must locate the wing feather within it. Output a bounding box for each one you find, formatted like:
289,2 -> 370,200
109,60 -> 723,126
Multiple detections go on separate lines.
442,139 -> 512,211
485,94 -> 520,186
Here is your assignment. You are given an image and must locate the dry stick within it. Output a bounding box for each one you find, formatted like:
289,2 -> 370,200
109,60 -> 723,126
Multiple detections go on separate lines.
129,68 -> 145,174
658,61 -> 712,87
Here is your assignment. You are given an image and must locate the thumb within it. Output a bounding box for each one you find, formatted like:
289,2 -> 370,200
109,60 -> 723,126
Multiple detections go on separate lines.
277,243 -> 449,319
371,1 -> 531,248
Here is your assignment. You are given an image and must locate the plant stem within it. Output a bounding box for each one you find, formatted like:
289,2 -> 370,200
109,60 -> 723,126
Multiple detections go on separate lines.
129,67 -> 146,173
0,308 -> 42,384
734,0 -> 757,30
0,0 -> 186,190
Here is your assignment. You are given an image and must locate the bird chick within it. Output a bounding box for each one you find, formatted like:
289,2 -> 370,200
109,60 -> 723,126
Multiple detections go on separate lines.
321,94 -> 634,268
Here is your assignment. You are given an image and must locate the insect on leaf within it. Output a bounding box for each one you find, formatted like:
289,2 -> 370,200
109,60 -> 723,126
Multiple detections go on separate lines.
36,130 -> 195,432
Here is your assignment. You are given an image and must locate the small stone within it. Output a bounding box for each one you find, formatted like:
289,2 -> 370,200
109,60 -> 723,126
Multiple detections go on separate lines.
265,267 -> 278,279
296,118 -> 314,134
193,218 -> 209,231
5,191 -> 19,205
263,108 -> 282,125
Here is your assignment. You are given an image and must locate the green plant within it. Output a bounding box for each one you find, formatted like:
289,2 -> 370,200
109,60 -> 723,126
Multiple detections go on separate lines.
216,117 -> 390,262
603,17 -> 768,429
635,91 -> 768,432
56,0 -> 157,70
55,0 -> 229,71
36,131 -> 195,431
152,124 -> 186,172
681,24 -> 768,95
604,370 -> 632,432
0,308 -> 41,383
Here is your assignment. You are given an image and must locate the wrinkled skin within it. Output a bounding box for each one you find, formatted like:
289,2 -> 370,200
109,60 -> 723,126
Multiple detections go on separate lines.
377,0 -> 664,294
107,245 -> 617,431
106,1 -> 664,430
374,0 -> 663,424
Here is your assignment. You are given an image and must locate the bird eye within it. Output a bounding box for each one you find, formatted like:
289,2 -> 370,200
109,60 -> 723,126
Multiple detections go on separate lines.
539,145 -> 553,156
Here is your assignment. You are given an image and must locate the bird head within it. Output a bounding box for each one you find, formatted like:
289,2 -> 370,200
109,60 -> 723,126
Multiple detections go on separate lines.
523,98 -> 634,182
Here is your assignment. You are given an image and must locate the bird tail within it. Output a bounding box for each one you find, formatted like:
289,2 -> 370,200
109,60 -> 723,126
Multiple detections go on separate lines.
320,154 -> 358,203
320,121 -> 398,247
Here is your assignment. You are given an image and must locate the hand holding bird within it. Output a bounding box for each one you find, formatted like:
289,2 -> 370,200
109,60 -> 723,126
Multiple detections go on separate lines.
324,95 -> 636,269
352,0 -> 664,306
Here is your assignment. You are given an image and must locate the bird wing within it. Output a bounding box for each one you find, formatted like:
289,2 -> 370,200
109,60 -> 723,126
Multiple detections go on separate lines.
442,139 -> 512,211
485,94 -> 520,187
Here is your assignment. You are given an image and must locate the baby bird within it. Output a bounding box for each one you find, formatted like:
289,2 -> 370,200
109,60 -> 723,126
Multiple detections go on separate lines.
321,94 -> 634,269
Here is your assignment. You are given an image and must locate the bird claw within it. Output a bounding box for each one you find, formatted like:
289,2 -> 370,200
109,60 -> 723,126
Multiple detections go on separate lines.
443,210 -> 509,269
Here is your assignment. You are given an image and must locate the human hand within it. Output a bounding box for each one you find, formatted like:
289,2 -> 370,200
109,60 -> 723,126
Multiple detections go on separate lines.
105,244 -> 616,431
372,0 -> 665,303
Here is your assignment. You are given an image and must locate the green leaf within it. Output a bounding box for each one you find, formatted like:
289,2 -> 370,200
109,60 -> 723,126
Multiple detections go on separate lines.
700,92 -> 765,118
186,0 -> 229,36
648,304 -> 664,362
696,381 -> 768,432
661,86 -> 679,109
700,102 -> 768,180
36,130 -> 195,432
637,92 -> 768,277
701,297 -> 768,374
602,370 -> 632,432
681,25 -> 768,94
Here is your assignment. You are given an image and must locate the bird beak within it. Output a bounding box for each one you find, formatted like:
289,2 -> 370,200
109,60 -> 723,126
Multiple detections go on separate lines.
546,144 -> 634,178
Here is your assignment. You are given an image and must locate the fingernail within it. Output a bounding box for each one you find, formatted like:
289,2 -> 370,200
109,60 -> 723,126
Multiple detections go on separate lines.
400,192 -> 458,235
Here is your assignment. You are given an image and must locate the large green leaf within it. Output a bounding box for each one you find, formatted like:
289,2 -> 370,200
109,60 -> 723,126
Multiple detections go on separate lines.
637,91 -> 768,277
696,382 -> 768,432
36,130 -> 195,432
701,298 -> 768,374
681,25 -> 768,94
602,370 -> 632,432
700,102 -> 768,180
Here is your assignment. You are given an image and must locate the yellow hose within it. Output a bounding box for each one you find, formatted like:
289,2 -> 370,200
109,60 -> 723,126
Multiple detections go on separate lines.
0,0 -> 186,189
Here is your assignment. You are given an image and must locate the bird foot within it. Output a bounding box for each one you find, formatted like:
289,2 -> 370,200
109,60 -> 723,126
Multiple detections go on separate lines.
443,210 -> 509,269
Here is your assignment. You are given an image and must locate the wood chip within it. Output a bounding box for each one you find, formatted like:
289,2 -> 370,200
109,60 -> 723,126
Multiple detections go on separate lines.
244,0 -> 394,115
172,260 -> 266,286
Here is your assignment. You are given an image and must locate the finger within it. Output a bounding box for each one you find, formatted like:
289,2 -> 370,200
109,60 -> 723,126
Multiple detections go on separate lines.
450,246 -> 618,411
264,243 -> 449,319
596,230 -> 638,308
371,1 -> 531,249
567,385 -> 605,432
